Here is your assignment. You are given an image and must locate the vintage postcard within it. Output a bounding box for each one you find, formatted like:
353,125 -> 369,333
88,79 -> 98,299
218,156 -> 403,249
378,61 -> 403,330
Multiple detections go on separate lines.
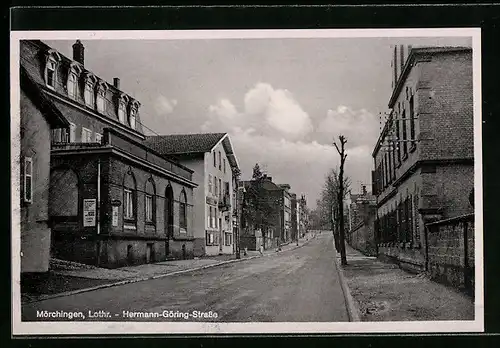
10,28 -> 483,335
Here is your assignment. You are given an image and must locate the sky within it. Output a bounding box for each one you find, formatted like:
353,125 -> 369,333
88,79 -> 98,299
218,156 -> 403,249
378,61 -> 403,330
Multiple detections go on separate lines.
45,34 -> 472,209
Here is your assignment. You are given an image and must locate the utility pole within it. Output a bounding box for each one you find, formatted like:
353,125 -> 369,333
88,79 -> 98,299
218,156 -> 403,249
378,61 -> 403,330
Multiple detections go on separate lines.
235,171 -> 244,259
334,135 -> 348,266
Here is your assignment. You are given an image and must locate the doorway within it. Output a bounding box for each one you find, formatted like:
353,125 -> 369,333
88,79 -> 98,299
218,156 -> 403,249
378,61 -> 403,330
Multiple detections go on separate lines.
219,218 -> 223,253
146,243 -> 154,264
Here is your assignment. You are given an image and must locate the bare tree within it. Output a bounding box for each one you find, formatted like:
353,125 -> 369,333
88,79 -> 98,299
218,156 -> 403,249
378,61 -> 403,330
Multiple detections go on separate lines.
333,135 -> 348,266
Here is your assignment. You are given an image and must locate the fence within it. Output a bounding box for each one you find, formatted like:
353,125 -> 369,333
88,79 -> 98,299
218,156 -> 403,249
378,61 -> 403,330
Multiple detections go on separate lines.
426,213 -> 474,295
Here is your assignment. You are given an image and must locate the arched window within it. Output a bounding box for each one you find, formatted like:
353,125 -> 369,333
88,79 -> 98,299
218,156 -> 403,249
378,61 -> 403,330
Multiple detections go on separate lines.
123,170 -> 137,223
144,177 -> 156,224
49,168 -> 79,217
179,190 -> 187,232
165,184 -> 174,237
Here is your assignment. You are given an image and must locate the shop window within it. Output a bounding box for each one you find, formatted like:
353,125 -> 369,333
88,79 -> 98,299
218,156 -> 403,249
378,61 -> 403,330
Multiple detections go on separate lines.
22,157 -> 33,204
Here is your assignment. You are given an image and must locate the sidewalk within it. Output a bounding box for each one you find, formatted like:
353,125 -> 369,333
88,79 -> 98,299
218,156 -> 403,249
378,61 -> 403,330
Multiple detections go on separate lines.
338,244 -> 475,321
21,232 -> 317,304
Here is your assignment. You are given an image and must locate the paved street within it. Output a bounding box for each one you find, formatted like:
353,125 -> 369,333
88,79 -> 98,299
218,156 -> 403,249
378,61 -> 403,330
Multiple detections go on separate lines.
22,233 -> 348,322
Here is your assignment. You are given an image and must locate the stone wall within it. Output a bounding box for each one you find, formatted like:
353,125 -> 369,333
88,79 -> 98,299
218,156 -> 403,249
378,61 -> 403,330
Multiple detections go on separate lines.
426,213 -> 474,295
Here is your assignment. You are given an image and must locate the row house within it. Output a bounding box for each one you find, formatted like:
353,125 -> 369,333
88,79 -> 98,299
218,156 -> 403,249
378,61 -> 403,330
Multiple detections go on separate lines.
240,175 -> 291,250
20,39 -> 198,269
144,133 -> 240,257
290,193 -> 299,242
372,45 -> 474,271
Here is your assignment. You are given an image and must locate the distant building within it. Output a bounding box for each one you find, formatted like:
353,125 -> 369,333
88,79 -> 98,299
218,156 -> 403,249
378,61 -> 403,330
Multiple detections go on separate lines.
346,185 -> 377,256
240,175 -> 291,250
20,64 -> 70,274
145,133 -> 240,257
372,45 -> 473,271
290,193 -> 299,242
20,39 -> 198,268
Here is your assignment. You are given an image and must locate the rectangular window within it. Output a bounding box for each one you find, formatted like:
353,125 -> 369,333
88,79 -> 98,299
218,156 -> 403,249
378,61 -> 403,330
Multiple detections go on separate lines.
95,133 -> 102,143
208,206 -> 212,228
395,112 -> 401,163
225,232 -> 232,246
223,159 -> 226,173
213,152 -> 216,167
214,176 -> 218,197
69,123 -> 76,142
145,194 -> 153,223
402,108 -> 408,155
219,178 -> 222,199
218,152 -> 222,170
23,157 -> 33,203
81,127 -> 93,143
208,174 -> 213,194
409,95 -> 416,146
124,189 -> 134,219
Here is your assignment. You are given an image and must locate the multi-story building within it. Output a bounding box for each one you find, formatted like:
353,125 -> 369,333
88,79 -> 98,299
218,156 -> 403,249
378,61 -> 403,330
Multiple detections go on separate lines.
372,45 -> 474,271
20,39 -> 198,268
240,175 -> 290,250
19,63 -> 70,275
278,184 -> 292,243
144,133 -> 240,256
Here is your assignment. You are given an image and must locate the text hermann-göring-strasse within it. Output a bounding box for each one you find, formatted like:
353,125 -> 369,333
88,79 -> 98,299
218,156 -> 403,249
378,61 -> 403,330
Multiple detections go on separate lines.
36,310 -> 219,320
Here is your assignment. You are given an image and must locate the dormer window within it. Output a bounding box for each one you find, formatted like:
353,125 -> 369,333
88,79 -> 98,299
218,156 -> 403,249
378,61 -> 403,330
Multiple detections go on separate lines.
84,81 -> 94,107
129,108 -> 136,130
128,100 -> 140,130
82,73 -> 97,108
118,101 -> 126,124
44,50 -> 61,89
67,63 -> 82,100
96,81 -> 108,114
117,93 -> 129,124
67,72 -> 78,99
47,59 -> 56,88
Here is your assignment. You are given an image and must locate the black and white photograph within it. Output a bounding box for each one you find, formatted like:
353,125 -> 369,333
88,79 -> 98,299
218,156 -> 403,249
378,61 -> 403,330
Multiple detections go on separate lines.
11,28 -> 483,335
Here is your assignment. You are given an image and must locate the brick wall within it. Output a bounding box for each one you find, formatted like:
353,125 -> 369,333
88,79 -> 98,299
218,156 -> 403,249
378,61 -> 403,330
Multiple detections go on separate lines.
427,214 -> 474,294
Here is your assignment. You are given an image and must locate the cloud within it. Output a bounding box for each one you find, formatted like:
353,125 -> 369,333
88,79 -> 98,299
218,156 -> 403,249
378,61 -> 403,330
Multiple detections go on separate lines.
202,86 -> 375,209
154,95 -> 178,114
204,83 -> 313,140
316,106 -> 380,150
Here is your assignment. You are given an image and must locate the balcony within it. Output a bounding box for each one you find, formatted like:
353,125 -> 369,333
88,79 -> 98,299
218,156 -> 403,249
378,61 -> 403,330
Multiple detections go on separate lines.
218,193 -> 231,212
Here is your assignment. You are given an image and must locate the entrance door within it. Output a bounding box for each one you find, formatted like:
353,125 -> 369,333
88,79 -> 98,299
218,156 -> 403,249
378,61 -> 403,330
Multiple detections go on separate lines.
146,243 -> 153,263
165,185 -> 174,257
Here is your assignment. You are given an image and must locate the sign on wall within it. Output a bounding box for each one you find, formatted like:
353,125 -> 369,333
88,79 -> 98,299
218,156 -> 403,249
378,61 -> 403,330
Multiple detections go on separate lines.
112,206 -> 119,227
83,199 -> 97,227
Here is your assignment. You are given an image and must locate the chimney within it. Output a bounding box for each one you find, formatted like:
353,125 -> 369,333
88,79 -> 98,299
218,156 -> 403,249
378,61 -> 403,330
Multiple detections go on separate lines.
72,40 -> 85,65
113,78 -> 120,89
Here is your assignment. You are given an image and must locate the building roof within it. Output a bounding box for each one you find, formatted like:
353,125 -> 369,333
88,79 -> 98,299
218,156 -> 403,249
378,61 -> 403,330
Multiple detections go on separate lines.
20,39 -> 145,136
145,133 -> 226,154
145,133 -> 240,171
20,63 -> 70,128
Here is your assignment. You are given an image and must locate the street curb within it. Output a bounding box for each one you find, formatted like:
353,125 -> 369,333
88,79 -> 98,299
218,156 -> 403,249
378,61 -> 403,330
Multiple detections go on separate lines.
22,234 -> 318,305
21,255 -> 261,304
332,240 -> 361,322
